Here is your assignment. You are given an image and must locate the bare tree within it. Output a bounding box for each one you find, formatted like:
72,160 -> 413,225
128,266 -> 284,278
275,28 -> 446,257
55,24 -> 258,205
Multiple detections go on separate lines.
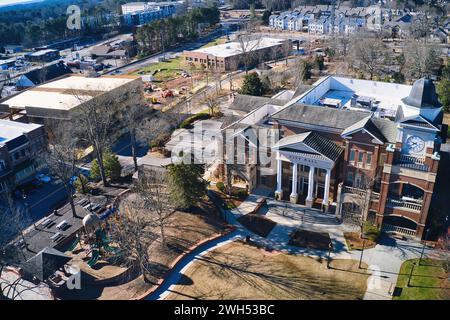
404,42 -> 441,79
120,86 -> 148,172
133,170 -> 175,246
408,13 -> 435,42
109,198 -> 156,283
71,89 -> 117,187
0,194 -> 32,299
202,91 -> 220,116
236,33 -> 262,74
349,35 -> 384,80
42,122 -> 79,217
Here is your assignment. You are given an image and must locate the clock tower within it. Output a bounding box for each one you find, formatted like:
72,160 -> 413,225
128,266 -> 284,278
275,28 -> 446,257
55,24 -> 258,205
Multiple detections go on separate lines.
397,78 -> 443,157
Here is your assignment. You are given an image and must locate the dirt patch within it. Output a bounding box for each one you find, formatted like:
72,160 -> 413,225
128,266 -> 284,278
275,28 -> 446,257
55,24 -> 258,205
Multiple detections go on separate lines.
288,229 -> 331,250
344,232 -> 377,251
237,214 -> 276,238
164,241 -> 370,300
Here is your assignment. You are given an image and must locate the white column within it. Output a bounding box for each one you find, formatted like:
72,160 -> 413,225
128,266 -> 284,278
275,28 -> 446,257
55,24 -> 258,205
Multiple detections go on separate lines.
276,159 -> 282,192
291,163 -> 298,196
306,166 -> 315,201
322,168 -> 331,205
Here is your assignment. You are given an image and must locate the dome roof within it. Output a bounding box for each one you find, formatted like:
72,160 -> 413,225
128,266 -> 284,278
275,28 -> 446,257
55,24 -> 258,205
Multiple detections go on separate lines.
82,213 -> 101,232
402,78 -> 442,109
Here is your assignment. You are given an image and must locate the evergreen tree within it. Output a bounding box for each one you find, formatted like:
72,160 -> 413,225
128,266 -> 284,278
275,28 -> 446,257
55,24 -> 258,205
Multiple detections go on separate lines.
238,72 -> 264,96
167,162 -> 208,210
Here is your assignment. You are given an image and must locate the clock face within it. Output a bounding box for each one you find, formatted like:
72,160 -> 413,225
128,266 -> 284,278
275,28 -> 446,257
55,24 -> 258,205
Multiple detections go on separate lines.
406,135 -> 425,153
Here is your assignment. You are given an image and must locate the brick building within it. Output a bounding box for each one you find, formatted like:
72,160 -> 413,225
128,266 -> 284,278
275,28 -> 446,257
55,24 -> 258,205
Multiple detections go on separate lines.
219,76 -> 446,239
0,120 -> 46,194
182,37 -> 291,72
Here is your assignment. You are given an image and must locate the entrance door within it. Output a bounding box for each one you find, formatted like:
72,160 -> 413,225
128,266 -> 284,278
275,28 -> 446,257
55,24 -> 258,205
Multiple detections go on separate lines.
317,184 -> 325,199
301,178 -> 309,195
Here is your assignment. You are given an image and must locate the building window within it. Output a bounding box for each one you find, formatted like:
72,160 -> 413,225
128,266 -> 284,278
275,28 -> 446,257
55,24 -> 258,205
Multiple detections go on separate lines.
0,160 -> 5,171
358,152 -> 364,167
14,152 -> 20,160
347,171 -> 354,183
366,152 -> 372,168
349,149 -> 355,163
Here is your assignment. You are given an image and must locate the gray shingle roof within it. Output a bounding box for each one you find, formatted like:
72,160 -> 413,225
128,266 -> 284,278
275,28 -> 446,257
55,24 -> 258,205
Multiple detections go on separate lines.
229,94 -> 286,113
303,132 -> 342,161
272,103 -> 370,130
341,115 -> 395,143
273,103 -> 398,144
274,131 -> 342,162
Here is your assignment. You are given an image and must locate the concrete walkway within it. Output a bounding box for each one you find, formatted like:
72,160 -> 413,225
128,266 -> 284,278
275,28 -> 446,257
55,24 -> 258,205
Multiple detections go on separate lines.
148,189 -> 447,300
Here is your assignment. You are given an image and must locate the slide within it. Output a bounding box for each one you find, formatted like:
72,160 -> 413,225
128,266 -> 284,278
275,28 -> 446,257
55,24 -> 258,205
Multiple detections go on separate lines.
87,250 -> 100,268
67,236 -> 79,251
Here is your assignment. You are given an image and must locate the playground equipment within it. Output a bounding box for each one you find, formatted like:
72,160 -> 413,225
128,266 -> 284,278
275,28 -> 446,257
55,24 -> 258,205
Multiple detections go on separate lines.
67,234 -> 80,252
87,250 -> 100,268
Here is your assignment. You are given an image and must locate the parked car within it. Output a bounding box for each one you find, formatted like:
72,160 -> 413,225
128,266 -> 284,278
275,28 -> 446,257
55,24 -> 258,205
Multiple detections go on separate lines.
36,173 -> 51,183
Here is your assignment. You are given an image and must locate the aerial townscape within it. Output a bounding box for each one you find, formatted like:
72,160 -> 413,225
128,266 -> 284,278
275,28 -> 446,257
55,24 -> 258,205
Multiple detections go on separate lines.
0,0 -> 449,308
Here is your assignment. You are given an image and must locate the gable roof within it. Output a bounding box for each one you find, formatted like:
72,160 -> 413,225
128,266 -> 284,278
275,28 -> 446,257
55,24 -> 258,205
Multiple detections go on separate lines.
20,62 -> 72,86
341,115 -> 390,143
229,94 -> 286,113
273,131 -> 342,162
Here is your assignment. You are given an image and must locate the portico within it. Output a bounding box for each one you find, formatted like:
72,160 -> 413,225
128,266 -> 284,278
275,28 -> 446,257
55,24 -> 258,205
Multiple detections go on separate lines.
272,132 -> 342,208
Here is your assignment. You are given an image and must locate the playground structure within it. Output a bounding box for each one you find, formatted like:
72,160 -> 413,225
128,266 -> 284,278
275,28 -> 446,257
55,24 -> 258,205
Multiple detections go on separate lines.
67,213 -> 121,269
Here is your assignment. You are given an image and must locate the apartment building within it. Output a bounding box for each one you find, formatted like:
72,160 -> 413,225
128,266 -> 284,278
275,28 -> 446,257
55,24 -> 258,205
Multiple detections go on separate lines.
121,1 -> 185,26
183,37 -> 290,72
0,120 -> 46,194
219,76 -> 446,239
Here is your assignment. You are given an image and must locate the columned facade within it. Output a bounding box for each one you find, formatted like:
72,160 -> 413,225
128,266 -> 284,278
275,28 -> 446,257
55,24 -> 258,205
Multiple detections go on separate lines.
272,132 -> 342,209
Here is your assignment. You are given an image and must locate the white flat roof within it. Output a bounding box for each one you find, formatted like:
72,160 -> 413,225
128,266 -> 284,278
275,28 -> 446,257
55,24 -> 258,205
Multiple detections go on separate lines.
191,37 -> 286,58
2,75 -> 138,112
295,76 -> 414,117
0,119 -> 42,143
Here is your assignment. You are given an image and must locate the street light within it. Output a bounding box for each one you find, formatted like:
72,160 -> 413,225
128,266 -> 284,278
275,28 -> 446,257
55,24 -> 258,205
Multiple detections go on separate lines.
327,242 -> 333,269
419,228 -> 430,266
359,237 -> 365,269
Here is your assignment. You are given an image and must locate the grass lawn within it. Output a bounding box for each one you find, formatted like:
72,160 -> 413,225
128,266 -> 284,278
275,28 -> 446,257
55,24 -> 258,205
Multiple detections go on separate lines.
131,57 -> 184,81
393,258 -> 449,300
237,214 -> 276,237
289,229 -> 331,250
165,241 -> 370,300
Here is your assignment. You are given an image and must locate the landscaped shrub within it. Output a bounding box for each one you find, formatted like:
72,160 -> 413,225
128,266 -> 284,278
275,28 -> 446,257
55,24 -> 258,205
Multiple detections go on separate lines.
364,222 -> 380,242
216,181 -> 225,193
179,112 -> 211,129
232,188 -> 248,200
